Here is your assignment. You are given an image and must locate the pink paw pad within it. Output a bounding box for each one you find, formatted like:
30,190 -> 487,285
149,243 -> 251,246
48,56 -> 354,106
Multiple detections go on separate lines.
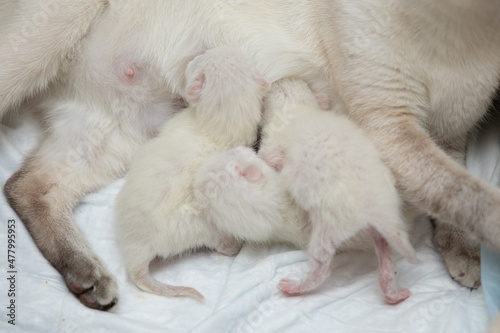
314,93 -> 331,110
278,278 -> 303,295
384,288 -> 412,305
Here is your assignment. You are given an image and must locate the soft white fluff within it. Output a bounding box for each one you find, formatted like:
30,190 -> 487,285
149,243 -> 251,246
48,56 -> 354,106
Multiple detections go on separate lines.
115,47 -> 268,300
259,78 -> 419,303
198,78 -> 419,303
195,146 -> 309,249
2,0 -> 500,308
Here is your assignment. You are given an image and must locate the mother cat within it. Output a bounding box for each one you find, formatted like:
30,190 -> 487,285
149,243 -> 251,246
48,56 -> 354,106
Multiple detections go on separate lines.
1,0 -> 499,310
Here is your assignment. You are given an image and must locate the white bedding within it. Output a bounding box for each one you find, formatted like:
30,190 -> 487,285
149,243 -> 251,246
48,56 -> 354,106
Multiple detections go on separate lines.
0,110 -> 494,333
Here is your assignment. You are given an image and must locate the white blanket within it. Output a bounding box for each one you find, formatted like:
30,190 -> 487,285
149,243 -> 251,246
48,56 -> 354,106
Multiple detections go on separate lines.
0,110 -> 491,333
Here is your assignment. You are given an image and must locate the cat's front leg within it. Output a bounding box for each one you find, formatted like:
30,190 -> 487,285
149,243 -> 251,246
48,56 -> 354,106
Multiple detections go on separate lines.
3,103 -> 142,310
433,221 -> 481,288
348,108 -> 500,254
431,136 -> 481,288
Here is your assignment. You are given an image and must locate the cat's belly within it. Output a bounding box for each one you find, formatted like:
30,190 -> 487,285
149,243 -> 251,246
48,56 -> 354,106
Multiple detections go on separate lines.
61,0 -> 330,118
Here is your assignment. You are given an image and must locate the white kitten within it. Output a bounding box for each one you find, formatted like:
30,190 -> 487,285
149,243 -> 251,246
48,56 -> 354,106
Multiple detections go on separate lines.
4,0 -> 500,308
196,78 -> 419,303
260,78 -> 419,304
195,146 -> 309,249
115,46 -> 268,301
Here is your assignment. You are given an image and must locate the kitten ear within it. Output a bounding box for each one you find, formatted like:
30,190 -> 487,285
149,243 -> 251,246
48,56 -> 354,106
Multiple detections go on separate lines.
314,93 -> 330,110
236,164 -> 264,184
257,78 -> 270,95
186,73 -> 205,102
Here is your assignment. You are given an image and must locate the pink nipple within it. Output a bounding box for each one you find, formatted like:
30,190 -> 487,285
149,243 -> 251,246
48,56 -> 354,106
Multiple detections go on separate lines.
124,65 -> 135,78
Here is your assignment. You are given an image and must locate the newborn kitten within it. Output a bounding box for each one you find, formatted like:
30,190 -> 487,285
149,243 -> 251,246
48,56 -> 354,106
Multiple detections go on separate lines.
260,78 -> 419,304
195,146 -> 309,249
197,78 -> 419,304
115,46 -> 268,301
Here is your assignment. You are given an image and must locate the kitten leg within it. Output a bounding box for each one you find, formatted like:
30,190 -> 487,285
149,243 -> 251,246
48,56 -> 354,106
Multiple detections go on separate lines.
432,137 -> 481,288
370,229 -> 411,304
214,238 -> 244,257
207,232 -> 244,257
278,215 -> 336,294
3,107 -> 140,310
0,0 -> 107,117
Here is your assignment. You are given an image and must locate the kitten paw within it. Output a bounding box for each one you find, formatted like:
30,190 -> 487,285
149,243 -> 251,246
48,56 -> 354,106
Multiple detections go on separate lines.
277,278 -> 303,295
384,288 -> 412,304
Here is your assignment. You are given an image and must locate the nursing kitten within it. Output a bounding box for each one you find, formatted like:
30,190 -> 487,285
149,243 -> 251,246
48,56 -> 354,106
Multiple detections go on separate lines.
195,146 -> 309,249
2,0 -> 500,309
197,79 -> 419,303
115,46 -> 268,300
259,78 -> 419,303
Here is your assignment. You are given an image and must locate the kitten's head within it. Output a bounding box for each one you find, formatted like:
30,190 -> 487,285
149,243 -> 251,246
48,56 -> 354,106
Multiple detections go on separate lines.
183,47 -> 269,144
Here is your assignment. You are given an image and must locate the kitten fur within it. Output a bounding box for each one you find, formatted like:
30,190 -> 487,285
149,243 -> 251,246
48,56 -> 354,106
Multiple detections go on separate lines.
198,79 -> 419,303
195,146 -> 309,249
259,78 -> 419,304
115,46 -> 268,300
2,0 -> 500,308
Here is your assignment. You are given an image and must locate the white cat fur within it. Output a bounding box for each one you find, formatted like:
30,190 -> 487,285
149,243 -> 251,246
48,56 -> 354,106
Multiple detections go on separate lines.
197,79 -> 419,303
260,78 -> 420,303
195,146 -> 309,249
115,46 -> 268,300
2,0 -> 500,308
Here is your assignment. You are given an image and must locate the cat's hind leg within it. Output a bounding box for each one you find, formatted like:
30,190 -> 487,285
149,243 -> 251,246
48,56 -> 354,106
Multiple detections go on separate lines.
432,136 -> 481,288
0,0 -> 107,117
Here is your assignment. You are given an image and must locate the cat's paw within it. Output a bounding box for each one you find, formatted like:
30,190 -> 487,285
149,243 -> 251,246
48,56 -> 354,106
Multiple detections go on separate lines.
433,222 -> 481,288
384,288 -> 412,304
440,248 -> 481,288
277,278 -> 303,295
64,257 -> 118,311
